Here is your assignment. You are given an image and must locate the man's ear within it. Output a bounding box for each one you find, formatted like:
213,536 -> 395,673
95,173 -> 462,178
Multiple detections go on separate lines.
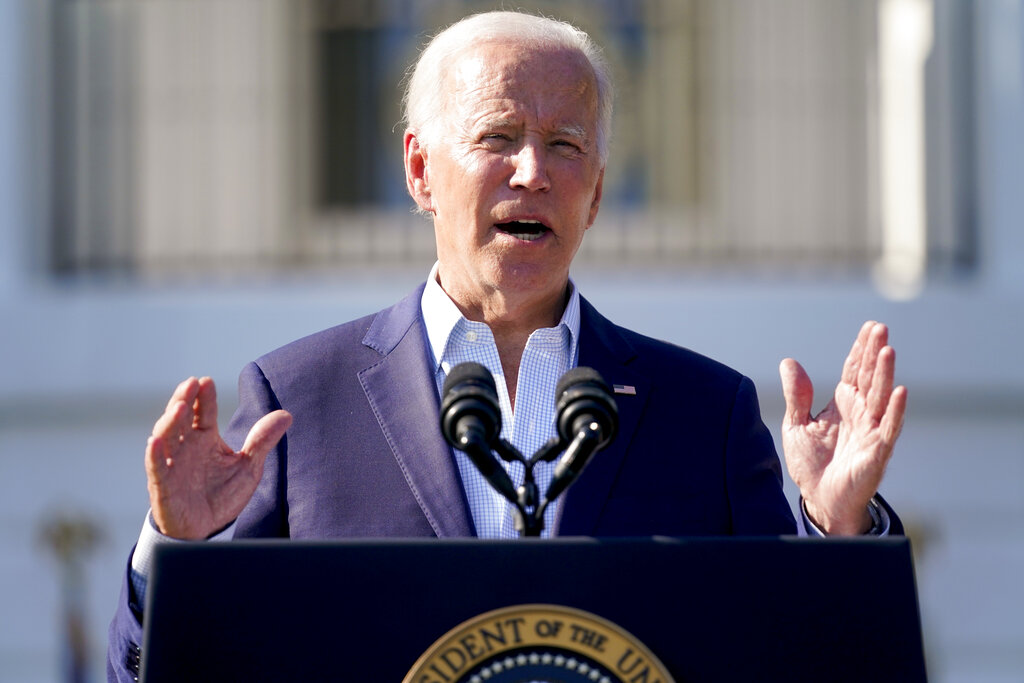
586,167 -> 605,229
404,131 -> 433,213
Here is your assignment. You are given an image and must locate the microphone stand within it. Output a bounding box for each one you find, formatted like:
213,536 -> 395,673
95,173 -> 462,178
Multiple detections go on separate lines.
490,421 -> 603,537
491,436 -> 561,537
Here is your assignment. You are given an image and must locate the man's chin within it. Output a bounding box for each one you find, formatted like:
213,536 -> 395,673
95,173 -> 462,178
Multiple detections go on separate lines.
493,264 -> 571,299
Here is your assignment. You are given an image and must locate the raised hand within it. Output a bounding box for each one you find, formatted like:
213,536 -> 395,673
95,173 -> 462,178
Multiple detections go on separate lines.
779,321 -> 908,535
144,376 -> 292,539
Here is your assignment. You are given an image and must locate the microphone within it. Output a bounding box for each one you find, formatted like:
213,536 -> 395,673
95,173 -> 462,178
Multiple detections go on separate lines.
545,367 -> 619,502
555,367 -> 618,447
439,362 -> 518,504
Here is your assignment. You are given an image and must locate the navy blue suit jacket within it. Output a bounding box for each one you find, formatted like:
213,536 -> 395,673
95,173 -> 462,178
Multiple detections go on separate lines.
109,285 -> 809,680
228,284 -> 797,538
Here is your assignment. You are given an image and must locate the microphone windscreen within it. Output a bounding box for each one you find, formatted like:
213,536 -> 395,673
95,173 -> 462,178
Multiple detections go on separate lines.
555,366 -> 618,445
556,366 -> 608,398
440,362 -> 502,447
442,361 -> 495,397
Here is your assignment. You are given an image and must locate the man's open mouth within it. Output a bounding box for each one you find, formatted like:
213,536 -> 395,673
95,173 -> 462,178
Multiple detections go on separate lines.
495,219 -> 550,241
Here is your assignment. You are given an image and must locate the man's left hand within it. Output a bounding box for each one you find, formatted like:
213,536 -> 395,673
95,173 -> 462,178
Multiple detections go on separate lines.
779,321 -> 908,535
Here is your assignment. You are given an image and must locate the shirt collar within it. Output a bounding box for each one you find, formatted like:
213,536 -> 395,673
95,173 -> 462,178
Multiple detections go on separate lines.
421,261 -> 581,371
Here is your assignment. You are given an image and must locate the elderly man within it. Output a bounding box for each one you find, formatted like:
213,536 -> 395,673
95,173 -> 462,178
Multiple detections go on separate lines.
108,11 -> 906,681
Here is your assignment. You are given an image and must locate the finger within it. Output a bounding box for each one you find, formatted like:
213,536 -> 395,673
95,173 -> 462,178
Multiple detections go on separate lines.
145,428 -> 187,476
841,321 -> 876,385
240,410 -> 293,461
866,345 -> 896,419
779,358 -> 814,427
151,397 -> 191,442
880,385 -> 908,446
148,400 -> 195,475
145,434 -> 170,479
144,432 -> 194,537
856,323 -> 888,395
144,435 -> 172,523
193,376 -> 219,430
165,377 -> 200,414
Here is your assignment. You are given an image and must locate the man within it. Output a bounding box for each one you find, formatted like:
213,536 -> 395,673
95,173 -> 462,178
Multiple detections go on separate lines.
108,11 -> 907,681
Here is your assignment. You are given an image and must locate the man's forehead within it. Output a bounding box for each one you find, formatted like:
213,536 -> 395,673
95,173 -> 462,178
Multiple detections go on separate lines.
450,40 -> 594,93
446,41 -> 597,121
451,51 -> 490,89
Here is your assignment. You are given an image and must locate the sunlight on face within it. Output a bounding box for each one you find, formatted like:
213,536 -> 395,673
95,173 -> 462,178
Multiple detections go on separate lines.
422,40 -> 606,325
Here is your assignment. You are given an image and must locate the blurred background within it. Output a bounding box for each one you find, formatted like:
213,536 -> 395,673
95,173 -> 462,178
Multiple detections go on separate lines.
0,0 -> 1021,680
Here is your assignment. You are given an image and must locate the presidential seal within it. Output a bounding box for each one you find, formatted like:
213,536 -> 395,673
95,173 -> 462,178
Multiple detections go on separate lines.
403,604 -> 675,683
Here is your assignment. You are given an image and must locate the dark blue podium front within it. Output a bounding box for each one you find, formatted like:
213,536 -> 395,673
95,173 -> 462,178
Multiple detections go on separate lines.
141,537 -> 926,682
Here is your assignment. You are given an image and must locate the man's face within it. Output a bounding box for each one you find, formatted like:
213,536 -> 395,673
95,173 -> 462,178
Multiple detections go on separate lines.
407,40 -> 605,322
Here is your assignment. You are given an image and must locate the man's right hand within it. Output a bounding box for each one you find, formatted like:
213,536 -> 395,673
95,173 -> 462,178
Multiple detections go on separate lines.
144,376 -> 292,539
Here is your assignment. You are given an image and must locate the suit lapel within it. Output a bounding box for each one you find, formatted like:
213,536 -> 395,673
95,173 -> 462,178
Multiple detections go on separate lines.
357,287 -> 475,538
555,298 -> 651,536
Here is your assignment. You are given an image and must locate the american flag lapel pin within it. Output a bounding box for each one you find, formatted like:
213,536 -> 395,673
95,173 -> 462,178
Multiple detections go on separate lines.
612,384 -> 636,396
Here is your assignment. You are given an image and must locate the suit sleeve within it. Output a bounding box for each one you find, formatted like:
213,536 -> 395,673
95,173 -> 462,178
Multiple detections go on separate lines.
724,376 -> 799,534
228,361 -> 290,538
106,551 -> 144,682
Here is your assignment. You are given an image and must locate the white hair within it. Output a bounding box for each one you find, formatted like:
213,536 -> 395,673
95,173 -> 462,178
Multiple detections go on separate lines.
402,11 -> 613,163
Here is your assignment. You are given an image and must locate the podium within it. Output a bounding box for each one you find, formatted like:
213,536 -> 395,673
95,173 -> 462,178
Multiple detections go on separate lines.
141,537 -> 926,681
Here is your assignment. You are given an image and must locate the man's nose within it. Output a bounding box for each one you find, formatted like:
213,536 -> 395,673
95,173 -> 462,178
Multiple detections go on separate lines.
509,142 -> 551,192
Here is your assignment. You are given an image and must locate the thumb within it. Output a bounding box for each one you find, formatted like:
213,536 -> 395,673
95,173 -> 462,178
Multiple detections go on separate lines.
241,410 -> 293,460
779,358 -> 813,427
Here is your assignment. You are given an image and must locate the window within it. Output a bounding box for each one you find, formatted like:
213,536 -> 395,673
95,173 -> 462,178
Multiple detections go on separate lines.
47,0 -> 975,288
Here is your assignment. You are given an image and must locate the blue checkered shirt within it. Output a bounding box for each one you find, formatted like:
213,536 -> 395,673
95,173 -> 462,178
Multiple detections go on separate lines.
422,264 -> 580,538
